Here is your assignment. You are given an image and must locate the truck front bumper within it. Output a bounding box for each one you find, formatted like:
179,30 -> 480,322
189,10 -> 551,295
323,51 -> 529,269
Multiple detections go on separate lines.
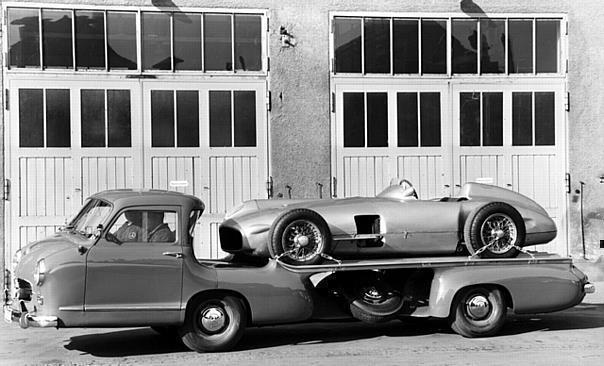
4,303 -> 58,328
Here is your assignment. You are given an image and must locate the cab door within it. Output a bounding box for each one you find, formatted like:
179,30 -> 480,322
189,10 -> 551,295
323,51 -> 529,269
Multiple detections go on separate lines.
84,206 -> 182,324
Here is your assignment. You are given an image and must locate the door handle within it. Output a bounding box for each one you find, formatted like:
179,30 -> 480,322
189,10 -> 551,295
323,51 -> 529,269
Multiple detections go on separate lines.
162,252 -> 183,259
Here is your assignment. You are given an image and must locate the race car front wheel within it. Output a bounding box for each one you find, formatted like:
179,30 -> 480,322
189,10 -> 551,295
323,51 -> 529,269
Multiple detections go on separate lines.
463,202 -> 526,258
449,286 -> 507,337
269,209 -> 331,265
180,295 -> 247,352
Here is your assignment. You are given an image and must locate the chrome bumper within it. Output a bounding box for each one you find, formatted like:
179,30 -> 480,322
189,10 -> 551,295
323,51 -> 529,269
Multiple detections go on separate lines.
584,283 -> 596,294
4,304 -> 58,328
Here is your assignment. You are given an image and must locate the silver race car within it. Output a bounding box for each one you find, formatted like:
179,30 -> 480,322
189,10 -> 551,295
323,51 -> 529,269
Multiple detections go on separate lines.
219,180 -> 557,265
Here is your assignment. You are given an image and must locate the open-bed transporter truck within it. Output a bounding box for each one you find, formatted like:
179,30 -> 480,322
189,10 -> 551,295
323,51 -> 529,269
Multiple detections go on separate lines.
4,190 -> 596,352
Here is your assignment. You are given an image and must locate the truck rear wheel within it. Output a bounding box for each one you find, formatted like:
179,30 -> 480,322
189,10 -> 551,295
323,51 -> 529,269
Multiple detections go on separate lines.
180,295 -> 247,352
449,286 -> 506,338
464,202 -> 525,258
348,283 -> 404,323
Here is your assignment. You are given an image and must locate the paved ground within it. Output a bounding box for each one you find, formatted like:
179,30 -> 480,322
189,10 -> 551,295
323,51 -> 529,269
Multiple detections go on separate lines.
1,283 -> 603,366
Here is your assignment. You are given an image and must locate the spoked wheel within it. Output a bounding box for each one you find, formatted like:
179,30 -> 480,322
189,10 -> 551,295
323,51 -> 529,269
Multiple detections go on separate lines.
449,286 -> 507,337
464,202 -> 526,258
179,295 -> 247,353
269,209 -> 331,265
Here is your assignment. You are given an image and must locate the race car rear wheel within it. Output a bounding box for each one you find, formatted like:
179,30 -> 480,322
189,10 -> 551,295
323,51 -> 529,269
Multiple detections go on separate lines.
179,295 -> 247,352
463,202 -> 525,258
269,209 -> 331,265
449,286 -> 506,337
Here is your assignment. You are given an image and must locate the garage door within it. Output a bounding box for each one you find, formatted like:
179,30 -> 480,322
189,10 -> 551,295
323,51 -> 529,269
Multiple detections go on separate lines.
5,78 -> 268,262
333,81 -> 568,255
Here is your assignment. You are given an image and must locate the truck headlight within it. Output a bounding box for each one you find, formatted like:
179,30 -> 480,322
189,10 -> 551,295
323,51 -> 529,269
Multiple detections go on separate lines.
34,259 -> 46,286
12,249 -> 22,271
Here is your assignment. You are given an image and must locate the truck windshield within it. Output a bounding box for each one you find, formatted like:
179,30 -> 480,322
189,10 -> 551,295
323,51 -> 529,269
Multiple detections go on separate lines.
68,199 -> 112,238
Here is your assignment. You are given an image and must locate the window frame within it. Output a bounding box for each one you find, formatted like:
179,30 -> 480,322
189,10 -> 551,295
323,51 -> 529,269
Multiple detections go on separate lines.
106,206 -> 180,245
330,11 -> 567,78
3,3 -> 269,75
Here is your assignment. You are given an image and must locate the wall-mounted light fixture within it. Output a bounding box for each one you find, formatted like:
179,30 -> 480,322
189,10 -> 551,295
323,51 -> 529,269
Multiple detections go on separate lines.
280,26 -> 297,48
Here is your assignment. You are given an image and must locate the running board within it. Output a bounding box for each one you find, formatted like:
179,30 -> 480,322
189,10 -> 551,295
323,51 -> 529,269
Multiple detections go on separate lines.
332,234 -> 383,241
275,252 -> 571,273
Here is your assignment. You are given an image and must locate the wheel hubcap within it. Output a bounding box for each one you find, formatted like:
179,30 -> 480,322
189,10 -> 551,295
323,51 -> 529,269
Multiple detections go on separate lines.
480,213 -> 518,254
200,306 -> 226,333
465,295 -> 491,320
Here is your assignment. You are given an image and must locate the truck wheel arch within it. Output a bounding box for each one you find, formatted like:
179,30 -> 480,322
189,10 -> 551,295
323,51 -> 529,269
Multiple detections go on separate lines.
184,289 -> 253,326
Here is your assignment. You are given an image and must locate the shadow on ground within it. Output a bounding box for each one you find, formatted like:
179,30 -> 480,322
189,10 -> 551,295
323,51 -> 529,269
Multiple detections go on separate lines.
63,303 -> 604,357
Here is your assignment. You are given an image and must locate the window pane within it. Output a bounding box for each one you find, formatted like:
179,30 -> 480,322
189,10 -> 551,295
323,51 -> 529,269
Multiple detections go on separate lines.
108,90 -> 132,147
421,20 -> 447,74
234,91 -> 257,147
19,89 -> 44,147
367,93 -> 388,147
482,92 -> 503,146
110,210 -> 176,243
176,91 -> 199,147
151,90 -> 175,147
535,92 -> 555,145
536,20 -> 559,73
343,93 -> 364,147
364,18 -> 390,74
143,13 -> 171,70
209,91 -> 232,147
204,14 -> 232,71
107,12 -> 137,70
42,10 -> 73,68
46,89 -> 71,147
509,20 -> 533,73
76,11 -> 105,69
420,93 -> 441,147
81,90 -> 105,147
8,8 -> 40,68
393,19 -> 418,74
480,19 -> 505,73
174,13 -> 202,71
397,93 -> 418,147
334,18 -> 362,73
452,19 -> 478,74
235,15 -> 262,71
460,93 -> 480,146
512,92 -> 532,146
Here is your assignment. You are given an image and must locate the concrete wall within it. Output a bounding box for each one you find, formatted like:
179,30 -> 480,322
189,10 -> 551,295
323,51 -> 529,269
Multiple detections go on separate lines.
2,0 -> 603,260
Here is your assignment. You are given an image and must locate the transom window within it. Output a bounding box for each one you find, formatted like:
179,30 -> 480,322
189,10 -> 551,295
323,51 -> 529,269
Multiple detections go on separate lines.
7,7 -> 265,72
333,16 -> 562,75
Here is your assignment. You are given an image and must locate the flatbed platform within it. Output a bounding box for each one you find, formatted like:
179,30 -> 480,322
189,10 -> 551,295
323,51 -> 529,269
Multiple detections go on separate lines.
276,252 -> 572,273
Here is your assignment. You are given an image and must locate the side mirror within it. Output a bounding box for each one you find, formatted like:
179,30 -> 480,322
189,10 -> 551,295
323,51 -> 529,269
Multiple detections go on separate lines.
105,232 -> 122,245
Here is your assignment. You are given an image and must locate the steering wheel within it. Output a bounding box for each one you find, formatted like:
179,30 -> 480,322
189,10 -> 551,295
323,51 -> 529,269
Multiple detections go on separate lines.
399,179 -> 418,199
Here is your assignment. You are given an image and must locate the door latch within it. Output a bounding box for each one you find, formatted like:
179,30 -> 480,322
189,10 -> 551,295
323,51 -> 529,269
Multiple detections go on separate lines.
162,252 -> 183,259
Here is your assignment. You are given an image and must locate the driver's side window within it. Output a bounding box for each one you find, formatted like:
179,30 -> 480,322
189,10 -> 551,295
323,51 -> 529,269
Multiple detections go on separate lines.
109,210 -> 177,243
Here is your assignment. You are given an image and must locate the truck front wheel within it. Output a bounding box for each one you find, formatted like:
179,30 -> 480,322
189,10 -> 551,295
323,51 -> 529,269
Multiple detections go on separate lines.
449,286 -> 506,338
180,295 -> 247,352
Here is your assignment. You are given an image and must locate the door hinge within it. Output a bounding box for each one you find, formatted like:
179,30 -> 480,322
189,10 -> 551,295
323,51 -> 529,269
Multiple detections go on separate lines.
565,92 -> 570,111
565,173 -> 571,194
266,176 -> 273,198
4,89 -> 8,111
332,176 -> 337,198
331,92 -> 335,113
267,57 -> 270,72
267,91 -> 272,112
266,16 -> 270,32
3,179 -> 10,201
565,20 -> 569,36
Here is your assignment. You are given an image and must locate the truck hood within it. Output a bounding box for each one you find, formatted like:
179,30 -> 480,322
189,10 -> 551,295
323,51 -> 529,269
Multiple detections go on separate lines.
14,232 -> 89,283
